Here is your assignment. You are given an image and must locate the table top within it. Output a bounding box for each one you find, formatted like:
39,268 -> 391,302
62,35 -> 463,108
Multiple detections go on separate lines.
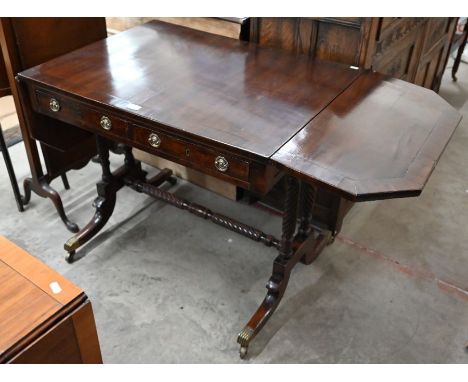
19,21 -> 360,158
273,71 -> 462,201
19,20 -> 461,201
0,236 -> 83,360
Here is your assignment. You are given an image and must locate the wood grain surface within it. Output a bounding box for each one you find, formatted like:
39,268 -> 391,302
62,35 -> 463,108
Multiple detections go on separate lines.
19,20 -> 360,158
18,21 -> 461,201
0,236 -> 84,358
272,71 -> 461,201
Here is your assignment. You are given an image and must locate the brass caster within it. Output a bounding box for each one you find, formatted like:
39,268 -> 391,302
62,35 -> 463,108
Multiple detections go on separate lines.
65,250 -> 75,264
239,346 -> 248,359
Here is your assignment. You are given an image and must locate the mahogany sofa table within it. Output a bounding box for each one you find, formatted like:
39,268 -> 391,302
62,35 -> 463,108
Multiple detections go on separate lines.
17,21 -> 461,359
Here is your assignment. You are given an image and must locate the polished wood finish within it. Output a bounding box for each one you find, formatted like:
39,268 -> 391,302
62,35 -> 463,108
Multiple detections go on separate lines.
250,17 -> 457,92
0,50 -> 9,97
20,21 -> 460,201
0,236 -> 102,363
272,71 -> 462,201
17,21 -> 461,358
22,21 -> 359,160
108,17 -> 251,200
0,17 -> 107,232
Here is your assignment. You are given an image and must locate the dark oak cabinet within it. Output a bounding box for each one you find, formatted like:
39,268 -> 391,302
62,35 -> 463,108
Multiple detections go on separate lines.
250,17 -> 457,91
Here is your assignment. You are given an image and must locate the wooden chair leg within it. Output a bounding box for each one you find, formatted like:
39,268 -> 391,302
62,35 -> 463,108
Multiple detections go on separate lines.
0,124 -> 24,212
61,173 -> 70,190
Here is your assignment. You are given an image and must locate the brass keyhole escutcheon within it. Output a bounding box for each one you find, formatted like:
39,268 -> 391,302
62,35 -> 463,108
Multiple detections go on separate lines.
49,98 -> 61,112
148,133 -> 161,148
185,148 -> 191,157
100,116 -> 112,130
214,156 -> 229,172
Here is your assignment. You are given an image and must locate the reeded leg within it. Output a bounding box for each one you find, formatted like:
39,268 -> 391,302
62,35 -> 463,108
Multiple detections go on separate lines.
296,182 -> 318,264
64,136 -> 119,262
64,140 -> 149,262
237,176 -> 300,358
293,181 -> 335,265
64,185 -> 117,263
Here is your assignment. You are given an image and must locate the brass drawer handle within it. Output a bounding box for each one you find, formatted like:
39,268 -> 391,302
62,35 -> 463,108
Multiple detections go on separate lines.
214,156 -> 229,172
148,133 -> 161,148
100,116 -> 112,130
49,98 -> 61,112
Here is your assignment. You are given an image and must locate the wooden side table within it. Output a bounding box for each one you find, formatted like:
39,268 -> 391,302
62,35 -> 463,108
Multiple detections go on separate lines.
0,236 -> 102,363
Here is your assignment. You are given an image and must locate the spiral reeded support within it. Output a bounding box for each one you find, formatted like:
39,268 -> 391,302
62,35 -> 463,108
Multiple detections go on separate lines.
126,177 -> 281,249
297,181 -> 316,240
63,141 -> 332,358
236,176 -> 301,358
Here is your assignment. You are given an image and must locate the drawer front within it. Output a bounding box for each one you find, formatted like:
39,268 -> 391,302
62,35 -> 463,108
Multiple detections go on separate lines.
80,106 -> 128,139
35,89 -> 82,126
132,124 -> 250,182
34,89 -> 128,139
32,86 -> 250,185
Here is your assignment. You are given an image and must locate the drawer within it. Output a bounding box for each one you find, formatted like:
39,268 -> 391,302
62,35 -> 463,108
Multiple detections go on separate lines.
34,89 -> 128,140
35,89 -> 82,126
80,106 -> 128,139
132,124 -> 250,182
33,87 -> 250,183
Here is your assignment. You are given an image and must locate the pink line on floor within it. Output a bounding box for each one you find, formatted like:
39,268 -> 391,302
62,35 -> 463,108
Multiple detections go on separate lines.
336,233 -> 468,302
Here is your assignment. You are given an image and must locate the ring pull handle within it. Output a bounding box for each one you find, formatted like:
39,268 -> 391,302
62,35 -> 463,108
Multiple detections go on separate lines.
214,156 -> 229,172
49,98 -> 61,112
148,133 -> 161,148
100,116 -> 112,130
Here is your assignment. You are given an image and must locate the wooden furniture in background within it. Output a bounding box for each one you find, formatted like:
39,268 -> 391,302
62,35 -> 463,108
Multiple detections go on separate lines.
0,17 -> 107,232
0,51 -> 9,97
452,19 -> 468,81
18,21 -> 461,358
249,17 -> 458,233
250,17 -> 457,92
1,46 -> 25,211
0,121 -> 25,211
0,236 -> 102,363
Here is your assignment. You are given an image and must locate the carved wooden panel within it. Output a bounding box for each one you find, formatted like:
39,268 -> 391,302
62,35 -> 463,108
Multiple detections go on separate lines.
251,17 -> 369,66
414,17 -> 457,90
251,17 -> 456,91
372,18 -> 426,57
314,18 -> 365,65
371,25 -> 425,82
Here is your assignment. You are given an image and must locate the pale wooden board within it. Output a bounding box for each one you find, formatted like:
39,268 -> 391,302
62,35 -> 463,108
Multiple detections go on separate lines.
133,149 -> 238,200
